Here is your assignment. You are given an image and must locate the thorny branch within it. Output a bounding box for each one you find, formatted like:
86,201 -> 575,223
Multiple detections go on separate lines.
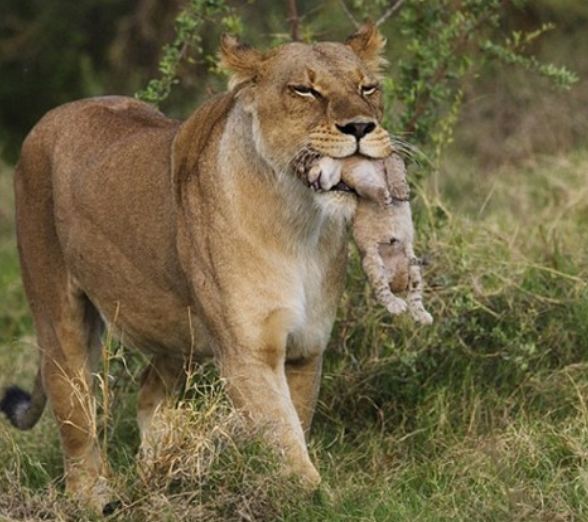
403,1 -> 510,134
376,0 -> 407,27
339,0 -> 359,29
338,0 -> 406,30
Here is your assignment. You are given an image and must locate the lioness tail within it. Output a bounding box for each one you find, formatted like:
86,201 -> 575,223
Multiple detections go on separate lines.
0,369 -> 46,430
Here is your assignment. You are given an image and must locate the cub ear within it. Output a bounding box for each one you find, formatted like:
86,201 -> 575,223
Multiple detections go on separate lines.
219,34 -> 265,90
345,22 -> 387,74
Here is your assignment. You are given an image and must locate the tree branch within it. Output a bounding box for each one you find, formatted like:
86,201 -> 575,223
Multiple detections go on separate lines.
287,0 -> 300,41
403,4 -> 502,134
339,0 -> 359,29
376,0 -> 407,27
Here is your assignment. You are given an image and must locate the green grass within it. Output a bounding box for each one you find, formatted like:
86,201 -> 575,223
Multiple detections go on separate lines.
1,151 -> 588,520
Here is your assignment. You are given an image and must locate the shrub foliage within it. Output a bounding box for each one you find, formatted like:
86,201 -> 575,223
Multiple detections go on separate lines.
137,0 -> 577,160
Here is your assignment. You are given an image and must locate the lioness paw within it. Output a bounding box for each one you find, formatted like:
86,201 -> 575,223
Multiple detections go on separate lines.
65,474 -> 116,516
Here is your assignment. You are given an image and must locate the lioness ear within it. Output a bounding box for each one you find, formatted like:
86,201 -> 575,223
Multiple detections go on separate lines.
219,34 -> 265,90
345,22 -> 387,74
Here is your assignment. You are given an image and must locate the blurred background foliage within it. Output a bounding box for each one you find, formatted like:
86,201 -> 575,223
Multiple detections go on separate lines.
0,0 -> 586,165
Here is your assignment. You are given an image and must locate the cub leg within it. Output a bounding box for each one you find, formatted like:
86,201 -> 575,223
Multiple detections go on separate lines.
405,250 -> 433,325
137,355 -> 184,459
361,247 -> 407,315
285,353 -> 323,439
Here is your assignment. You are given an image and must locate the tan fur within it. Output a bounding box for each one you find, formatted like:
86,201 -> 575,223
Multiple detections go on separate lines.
7,24 -> 392,511
345,23 -> 388,76
306,154 -> 433,323
345,155 -> 433,324
340,156 -> 392,206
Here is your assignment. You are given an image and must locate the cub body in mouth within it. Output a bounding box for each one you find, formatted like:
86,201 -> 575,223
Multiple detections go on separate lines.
305,155 -> 390,202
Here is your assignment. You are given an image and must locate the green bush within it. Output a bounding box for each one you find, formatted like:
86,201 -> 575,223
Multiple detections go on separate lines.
137,0 -> 577,161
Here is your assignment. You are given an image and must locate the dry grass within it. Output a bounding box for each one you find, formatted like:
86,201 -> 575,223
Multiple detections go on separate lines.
1,150 -> 588,520
0,362 -> 308,521
115,378 -> 307,522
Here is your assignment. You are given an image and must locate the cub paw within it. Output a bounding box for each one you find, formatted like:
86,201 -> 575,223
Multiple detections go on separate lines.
411,308 -> 433,325
384,296 -> 408,315
308,157 -> 342,191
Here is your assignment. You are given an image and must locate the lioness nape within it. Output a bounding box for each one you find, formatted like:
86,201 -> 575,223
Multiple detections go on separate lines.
1,23 -> 393,512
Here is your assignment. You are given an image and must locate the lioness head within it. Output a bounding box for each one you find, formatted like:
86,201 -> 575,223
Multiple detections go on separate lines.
219,23 -> 392,203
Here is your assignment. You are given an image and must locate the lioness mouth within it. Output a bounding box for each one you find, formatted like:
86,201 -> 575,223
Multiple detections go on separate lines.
309,177 -> 356,194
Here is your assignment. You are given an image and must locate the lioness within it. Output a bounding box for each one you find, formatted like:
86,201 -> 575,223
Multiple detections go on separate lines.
1,24 -> 392,511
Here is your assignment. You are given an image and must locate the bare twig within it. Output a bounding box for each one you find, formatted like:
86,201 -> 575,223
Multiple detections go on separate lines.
287,0 -> 300,41
339,0 -> 360,29
376,0 -> 407,27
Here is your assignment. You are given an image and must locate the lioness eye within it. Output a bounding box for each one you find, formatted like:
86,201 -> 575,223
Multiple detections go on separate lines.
361,84 -> 378,96
290,85 -> 320,99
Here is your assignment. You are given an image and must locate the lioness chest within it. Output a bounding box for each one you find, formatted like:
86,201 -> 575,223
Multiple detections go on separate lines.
267,247 -> 347,360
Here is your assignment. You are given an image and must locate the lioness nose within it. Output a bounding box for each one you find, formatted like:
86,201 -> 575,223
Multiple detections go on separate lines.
336,121 -> 376,140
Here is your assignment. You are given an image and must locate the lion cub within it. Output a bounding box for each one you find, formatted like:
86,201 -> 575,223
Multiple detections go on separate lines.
308,154 -> 433,324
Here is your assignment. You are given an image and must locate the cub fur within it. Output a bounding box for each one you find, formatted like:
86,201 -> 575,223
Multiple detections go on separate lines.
303,153 -> 433,324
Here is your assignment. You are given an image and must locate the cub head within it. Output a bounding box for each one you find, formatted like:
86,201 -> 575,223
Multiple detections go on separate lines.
219,23 -> 393,184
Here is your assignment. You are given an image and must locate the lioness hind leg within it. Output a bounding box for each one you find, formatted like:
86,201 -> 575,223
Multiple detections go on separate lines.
14,151 -> 108,511
18,279 -> 107,510
286,354 -> 323,439
137,355 -> 184,461
39,292 -> 108,509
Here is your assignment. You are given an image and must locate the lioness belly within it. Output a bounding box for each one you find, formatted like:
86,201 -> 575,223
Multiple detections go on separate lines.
92,287 -> 211,357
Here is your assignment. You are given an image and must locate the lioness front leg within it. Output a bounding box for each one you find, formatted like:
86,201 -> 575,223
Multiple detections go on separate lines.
218,311 -> 320,487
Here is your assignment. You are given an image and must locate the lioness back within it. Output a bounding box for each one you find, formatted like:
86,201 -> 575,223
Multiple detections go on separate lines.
16,96 -> 195,354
